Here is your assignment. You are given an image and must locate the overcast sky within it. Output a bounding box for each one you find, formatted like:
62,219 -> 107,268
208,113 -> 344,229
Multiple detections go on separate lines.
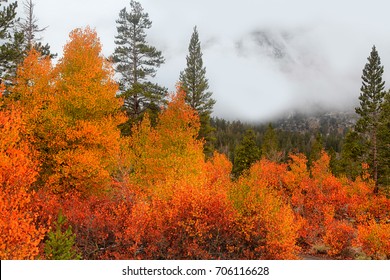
26,0 -> 390,121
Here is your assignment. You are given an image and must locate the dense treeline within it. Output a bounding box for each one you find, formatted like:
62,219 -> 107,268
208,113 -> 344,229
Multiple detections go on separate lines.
0,0 -> 390,260
211,116 -> 347,168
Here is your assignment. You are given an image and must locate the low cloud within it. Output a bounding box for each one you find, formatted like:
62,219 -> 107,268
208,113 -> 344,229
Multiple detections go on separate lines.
33,0 -> 390,121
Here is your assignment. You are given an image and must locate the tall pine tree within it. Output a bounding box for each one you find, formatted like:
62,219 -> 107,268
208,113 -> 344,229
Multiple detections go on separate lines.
180,26 -> 216,156
113,0 -> 166,134
355,45 -> 386,192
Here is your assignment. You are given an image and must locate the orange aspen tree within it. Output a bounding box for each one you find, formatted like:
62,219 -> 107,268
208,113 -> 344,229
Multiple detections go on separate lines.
10,49 -> 56,188
44,27 -> 125,194
127,87 -> 205,198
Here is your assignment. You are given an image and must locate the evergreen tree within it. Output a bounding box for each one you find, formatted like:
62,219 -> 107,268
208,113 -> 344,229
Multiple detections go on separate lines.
0,0 -> 24,85
309,133 -> 324,167
336,130 -> 365,180
180,26 -> 216,156
261,123 -> 282,162
0,0 -> 16,40
355,45 -> 386,192
44,212 -> 81,260
377,91 -> 390,188
113,0 -> 166,134
232,129 -> 261,178
328,147 -> 338,175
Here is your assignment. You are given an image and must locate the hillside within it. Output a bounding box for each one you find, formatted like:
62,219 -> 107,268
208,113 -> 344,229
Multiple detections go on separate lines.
273,110 -> 358,135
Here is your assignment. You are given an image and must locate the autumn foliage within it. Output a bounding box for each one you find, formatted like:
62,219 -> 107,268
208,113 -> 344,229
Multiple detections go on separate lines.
1,27 -> 390,260
355,221 -> 390,259
0,108 -> 46,259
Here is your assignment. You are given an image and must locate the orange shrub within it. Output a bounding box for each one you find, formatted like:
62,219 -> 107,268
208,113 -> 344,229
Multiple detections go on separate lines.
120,186 -> 240,259
0,109 -> 46,259
324,219 -> 355,257
231,160 -> 300,259
355,221 -> 390,259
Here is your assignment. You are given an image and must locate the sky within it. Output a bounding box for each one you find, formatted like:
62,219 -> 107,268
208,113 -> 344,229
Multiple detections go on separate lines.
23,0 -> 390,121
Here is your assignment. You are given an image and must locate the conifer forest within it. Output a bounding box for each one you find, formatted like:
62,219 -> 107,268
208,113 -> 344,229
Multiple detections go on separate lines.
1,0 -> 390,260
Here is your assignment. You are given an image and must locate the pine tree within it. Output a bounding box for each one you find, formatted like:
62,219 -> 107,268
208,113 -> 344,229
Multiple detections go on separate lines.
309,133 -> 324,167
377,91 -> 390,188
336,130 -> 365,180
113,0 -> 166,134
232,129 -> 261,178
355,45 -> 386,192
0,0 -> 16,39
0,0 -> 24,85
261,123 -> 282,162
180,26 -> 216,156
44,212 -> 80,260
